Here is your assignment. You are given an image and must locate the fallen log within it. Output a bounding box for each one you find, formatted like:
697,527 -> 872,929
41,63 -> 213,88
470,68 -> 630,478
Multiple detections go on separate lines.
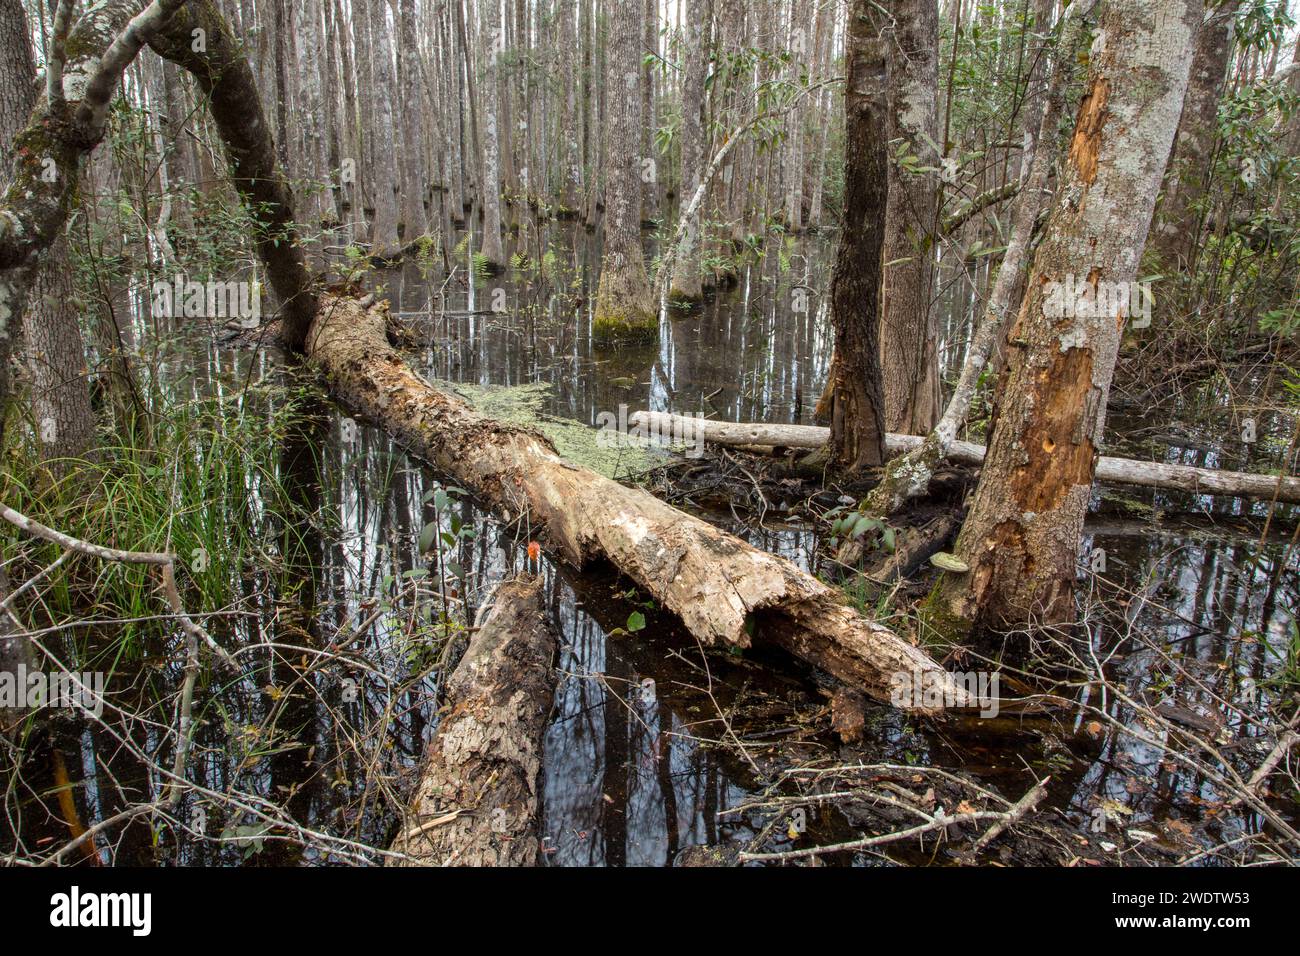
630,412 -> 1300,505
388,576 -> 554,866
307,294 -> 963,711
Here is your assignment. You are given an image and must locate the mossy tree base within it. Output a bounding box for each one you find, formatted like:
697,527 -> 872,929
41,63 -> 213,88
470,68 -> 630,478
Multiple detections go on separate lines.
592,311 -> 658,347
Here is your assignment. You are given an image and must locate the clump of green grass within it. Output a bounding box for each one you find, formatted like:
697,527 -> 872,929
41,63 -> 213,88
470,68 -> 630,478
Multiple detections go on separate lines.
3,383 -> 317,662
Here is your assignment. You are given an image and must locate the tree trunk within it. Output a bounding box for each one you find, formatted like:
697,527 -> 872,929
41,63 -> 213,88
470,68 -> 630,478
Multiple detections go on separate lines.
879,0 -> 942,436
480,0 -> 506,268
928,0 -> 1205,633
396,0 -> 428,242
0,0 -> 95,479
294,0 -> 329,228
668,0 -> 708,302
388,576 -> 554,866
825,0 -> 889,475
592,0 -> 657,343
859,0 -> 1093,518
1151,0 -> 1240,269
366,0 -> 402,253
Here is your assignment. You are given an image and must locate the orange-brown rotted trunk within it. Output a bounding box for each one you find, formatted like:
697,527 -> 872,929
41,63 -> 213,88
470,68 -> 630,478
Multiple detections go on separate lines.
929,0 -> 1205,634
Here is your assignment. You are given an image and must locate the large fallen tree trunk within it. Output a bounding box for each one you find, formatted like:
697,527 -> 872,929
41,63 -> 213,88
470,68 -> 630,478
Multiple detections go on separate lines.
306,295 -> 963,711
388,576 -> 554,866
631,412 -> 1300,506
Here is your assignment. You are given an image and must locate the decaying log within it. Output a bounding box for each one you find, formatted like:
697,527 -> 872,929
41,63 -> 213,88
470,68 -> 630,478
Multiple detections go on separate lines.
388,576 -> 555,866
307,295 -> 965,711
631,412 -> 1300,505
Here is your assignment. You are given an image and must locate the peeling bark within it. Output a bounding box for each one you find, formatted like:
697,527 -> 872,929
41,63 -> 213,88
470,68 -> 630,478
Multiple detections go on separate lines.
388,576 -> 554,867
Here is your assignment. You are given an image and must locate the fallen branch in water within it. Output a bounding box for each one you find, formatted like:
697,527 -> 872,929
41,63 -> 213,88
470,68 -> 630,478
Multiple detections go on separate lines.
629,412 -> 1300,505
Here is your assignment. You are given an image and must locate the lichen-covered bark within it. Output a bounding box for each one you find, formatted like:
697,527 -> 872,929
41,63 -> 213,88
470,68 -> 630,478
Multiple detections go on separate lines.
148,0 -> 319,350
593,0 -> 656,343
389,576 -> 554,866
306,293 -> 961,709
0,0 -> 95,478
826,0 -> 888,475
930,0 -> 1204,632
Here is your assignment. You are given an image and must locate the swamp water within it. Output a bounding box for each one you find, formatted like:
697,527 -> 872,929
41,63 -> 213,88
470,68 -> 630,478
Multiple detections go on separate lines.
6,221 -> 1296,866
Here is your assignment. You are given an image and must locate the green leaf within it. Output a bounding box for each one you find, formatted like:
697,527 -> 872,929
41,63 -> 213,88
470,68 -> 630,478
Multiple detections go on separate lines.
418,522 -> 438,553
627,611 -> 646,632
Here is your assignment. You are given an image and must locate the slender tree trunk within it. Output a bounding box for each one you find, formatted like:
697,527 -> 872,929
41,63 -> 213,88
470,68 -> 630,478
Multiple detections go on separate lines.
592,0 -> 657,343
928,0 -> 1205,634
558,0 -> 582,214
782,0 -> 809,232
668,0 -> 709,301
825,0 -> 888,475
641,0 -> 658,221
294,0 -> 329,229
396,0 -> 429,241
1151,0 -> 1240,269
367,0 -> 402,252
480,0 -> 506,268
879,0 -> 942,436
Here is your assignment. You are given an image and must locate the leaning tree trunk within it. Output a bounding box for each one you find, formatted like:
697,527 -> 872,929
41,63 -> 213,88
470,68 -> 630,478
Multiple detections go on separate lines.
147,0 -> 318,351
879,0 -> 942,436
1150,0 -> 1240,270
592,0 -> 657,344
0,0 -> 189,450
824,0 -> 889,476
928,0 -> 1205,634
